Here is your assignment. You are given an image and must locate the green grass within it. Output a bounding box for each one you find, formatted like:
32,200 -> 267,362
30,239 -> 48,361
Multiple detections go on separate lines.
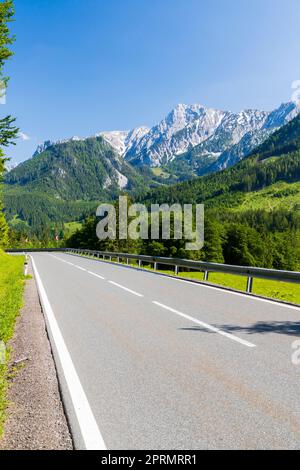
64,221 -> 83,237
178,271 -> 300,305
231,181 -> 300,213
151,167 -> 171,179
161,269 -> 299,305
0,251 -> 25,436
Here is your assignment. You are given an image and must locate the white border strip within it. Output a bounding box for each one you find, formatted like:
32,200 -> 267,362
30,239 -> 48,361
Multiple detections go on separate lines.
152,301 -> 256,348
108,280 -> 144,297
87,271 -> 106,280
74,265 -> 87,272
31,256 -> 107,450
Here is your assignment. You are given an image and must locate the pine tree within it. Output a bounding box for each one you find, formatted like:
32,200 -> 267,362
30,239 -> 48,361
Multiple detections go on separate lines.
0,1 -> 18,248
203,218 -> 225,263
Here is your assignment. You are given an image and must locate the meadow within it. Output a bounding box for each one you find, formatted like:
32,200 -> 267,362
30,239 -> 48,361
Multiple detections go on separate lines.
0,252 -> 25,436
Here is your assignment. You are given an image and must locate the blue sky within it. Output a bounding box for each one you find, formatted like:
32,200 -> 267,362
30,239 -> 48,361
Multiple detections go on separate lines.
3,0 -> 300,163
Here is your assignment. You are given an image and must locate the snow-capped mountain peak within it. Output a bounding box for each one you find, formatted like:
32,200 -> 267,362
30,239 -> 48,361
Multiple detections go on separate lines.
124,104 -> 228,166
31,100 -> 300,178
98,130 -> 129,156
123,101 -> 300,170
99,127 -> 150,157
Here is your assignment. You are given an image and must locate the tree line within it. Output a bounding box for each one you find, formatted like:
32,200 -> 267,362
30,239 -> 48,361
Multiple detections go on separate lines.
0,1 -> 18,248
65,205 -> 300,271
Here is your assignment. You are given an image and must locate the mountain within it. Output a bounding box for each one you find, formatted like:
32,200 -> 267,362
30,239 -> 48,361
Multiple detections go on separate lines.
99,127 -> 150,157
32,127 -> 151,162
139,112 -> 300,209
124,104 -> 226,166
161,102 -> 300,180
97,101 -> 300,180
204,102 -> 300,174
29,100 -> 300,183
33,136 -> 84,157
66,115 -> 300,273
5,99 -> 300,237
5,135 -> 148,200
4,135 -> 153,233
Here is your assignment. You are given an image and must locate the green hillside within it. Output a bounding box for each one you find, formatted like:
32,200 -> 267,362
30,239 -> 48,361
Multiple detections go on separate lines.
5,136 -> 148,200
4,187 -> 98,231
3,136 -> 154,234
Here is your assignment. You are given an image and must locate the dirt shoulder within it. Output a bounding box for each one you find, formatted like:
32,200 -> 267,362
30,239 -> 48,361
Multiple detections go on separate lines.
0,258 -> 72,450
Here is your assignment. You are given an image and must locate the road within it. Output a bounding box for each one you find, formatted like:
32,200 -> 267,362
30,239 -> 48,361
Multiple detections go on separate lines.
30,252 -> 300,450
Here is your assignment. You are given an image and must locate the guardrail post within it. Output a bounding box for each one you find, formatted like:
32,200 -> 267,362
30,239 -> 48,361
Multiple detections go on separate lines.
175,265 -> 178,275
109,255 -> 112,262
138,259 -> 142,268
246,276 -> 253,293
154,262 -> 157,270
126,258 -> 129,265
204,271 -> 209,281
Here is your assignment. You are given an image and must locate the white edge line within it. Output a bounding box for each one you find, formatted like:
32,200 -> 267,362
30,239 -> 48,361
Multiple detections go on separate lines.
152,301 -> 256,348
108,280 -> 144,297
87,271 -> 106,280
75,265 -> 86,271
30,256 -> 107,450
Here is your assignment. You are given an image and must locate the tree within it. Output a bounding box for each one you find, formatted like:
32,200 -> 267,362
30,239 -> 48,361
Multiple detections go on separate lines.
203,217 -> 225,263
0,1 -> 18,248
223,224 -> 266,267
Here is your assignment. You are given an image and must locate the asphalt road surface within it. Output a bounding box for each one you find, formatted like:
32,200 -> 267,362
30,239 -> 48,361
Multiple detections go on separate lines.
30,252 -> 300,450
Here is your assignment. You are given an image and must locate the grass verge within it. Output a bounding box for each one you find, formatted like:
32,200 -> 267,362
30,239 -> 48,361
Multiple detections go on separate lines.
0,251 -> 25,437
178,271 -> 300,305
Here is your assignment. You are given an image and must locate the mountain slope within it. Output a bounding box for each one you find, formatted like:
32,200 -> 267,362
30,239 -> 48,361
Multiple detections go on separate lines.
4,135 -> 154,233
5,136 -> 147,200
138,112 -> 300,208
124,104 -> 226,166
162,102 -> 300,180
99,127 -> 150,156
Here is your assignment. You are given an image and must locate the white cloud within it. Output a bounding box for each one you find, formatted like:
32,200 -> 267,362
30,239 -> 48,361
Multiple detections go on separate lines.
19,132 -> 30,141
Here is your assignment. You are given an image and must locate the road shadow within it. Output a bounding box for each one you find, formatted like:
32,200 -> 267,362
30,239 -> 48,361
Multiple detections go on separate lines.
180,321 -> 300,337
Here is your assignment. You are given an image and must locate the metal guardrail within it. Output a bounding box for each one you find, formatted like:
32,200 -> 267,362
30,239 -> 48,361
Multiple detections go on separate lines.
6,248 -> 66,253
6,247 -> 300,293
64,248 -> 300,294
